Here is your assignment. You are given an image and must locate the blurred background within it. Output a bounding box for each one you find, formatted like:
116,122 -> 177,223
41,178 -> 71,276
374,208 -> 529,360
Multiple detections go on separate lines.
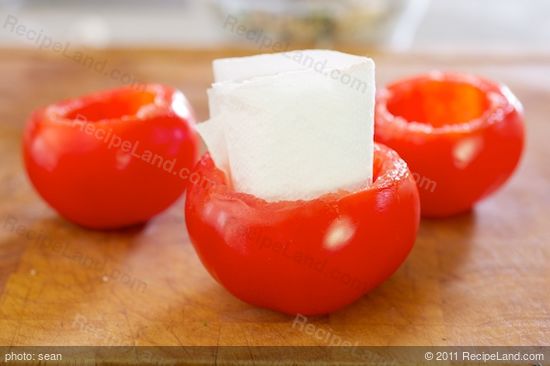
1,0 -> 549,53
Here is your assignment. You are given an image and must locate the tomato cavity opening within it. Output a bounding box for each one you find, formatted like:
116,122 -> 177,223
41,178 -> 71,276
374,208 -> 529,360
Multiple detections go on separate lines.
65,90 -> 157,122
386,79 -> 490,128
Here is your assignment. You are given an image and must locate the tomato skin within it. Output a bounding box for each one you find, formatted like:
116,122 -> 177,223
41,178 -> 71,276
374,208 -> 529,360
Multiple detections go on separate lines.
185,144 -> 420,315
23,84 -> 198,229
375,73 -> 525,217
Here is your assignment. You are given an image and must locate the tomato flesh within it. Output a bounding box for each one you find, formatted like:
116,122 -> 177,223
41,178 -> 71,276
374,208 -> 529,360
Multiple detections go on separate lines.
375,73 -> 524,217
23,84 -> 198,229
185,144 -> 420,315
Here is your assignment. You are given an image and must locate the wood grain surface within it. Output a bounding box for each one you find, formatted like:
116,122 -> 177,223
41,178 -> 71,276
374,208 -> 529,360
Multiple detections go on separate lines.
0,48 -> 549,347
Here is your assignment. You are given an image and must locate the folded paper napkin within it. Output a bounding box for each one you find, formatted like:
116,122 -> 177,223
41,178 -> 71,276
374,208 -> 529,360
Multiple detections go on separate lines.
196,50 -> 375,202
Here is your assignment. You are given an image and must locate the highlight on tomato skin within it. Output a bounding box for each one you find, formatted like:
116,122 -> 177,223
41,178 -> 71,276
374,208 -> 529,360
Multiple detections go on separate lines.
185,143 -> 420,315
375,72 -> 525,218
23,84 -> 199,229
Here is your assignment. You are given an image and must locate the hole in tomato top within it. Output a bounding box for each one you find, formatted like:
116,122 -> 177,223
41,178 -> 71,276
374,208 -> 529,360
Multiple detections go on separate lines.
65,90 -> 157,122
386,78 -> 490,128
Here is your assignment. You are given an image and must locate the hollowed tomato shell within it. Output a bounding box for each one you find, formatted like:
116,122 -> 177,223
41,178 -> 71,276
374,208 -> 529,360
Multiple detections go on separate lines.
23,84 -> 198,229
375,72 -> 525,217
185,143 -> 420,315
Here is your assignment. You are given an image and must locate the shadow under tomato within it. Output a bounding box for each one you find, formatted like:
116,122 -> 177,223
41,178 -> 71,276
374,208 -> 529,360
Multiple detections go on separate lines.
53,216 -> 149,236
28,215 -> 149,247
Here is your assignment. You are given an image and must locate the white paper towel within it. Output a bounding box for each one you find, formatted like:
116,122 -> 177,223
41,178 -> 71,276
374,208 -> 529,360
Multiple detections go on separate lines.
197,50 -> 375,202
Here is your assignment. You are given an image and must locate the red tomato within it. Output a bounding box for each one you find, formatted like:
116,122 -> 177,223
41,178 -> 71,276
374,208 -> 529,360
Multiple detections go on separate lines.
185,144 -> 420,315
375,72 -> 524,217
23,84 -> 198,229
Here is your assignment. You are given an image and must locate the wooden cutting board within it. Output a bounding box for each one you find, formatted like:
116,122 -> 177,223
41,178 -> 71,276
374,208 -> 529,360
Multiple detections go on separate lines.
0,48 -> 549,347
